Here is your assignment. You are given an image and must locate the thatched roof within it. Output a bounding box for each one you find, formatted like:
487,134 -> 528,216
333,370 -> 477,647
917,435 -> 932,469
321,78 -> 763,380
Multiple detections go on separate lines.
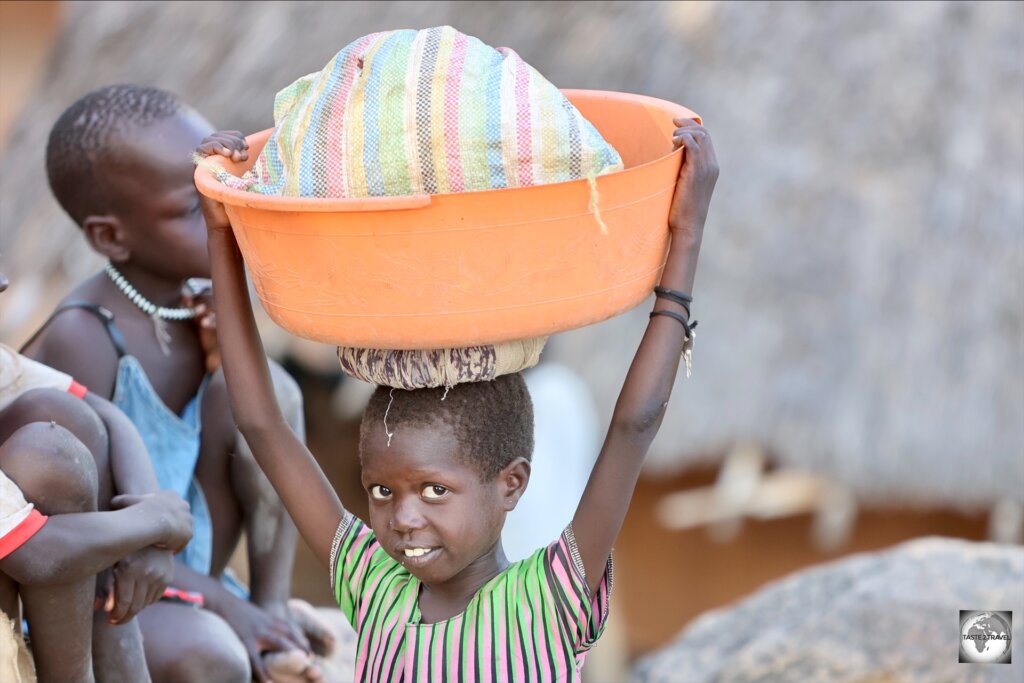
548,1 -> 1024,510
0,2 -> 1021,509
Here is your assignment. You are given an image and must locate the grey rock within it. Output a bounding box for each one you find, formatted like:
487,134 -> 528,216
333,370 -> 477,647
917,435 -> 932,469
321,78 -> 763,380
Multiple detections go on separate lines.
631,538 -> 1024,683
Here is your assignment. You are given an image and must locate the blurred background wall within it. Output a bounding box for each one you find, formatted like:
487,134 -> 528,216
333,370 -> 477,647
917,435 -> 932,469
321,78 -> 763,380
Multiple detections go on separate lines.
1,0 -> 1021,674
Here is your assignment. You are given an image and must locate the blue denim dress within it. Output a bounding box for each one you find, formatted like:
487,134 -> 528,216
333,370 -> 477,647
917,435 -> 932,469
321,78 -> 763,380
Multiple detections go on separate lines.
112,354 -> 214,575
24,305 -> 252,598
24,303 -> 237,590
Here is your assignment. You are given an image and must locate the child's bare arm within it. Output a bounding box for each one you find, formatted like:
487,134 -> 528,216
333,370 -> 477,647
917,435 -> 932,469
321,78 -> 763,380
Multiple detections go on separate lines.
198,137 -> 346,568
83,392 -> 160,495
82,393 -> 189,624
572,119 -> 718,593
206,223 -> 346,567
0,491 -> 190,586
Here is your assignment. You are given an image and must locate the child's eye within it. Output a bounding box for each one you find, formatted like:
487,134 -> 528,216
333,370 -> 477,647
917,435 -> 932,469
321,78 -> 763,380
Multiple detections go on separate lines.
369,485 -> 392,500
422,484 -> 449,499
177,203 -> 201,218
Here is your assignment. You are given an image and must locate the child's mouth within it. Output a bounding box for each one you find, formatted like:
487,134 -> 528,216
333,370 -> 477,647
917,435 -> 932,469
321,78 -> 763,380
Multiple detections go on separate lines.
400,547 -> 440,566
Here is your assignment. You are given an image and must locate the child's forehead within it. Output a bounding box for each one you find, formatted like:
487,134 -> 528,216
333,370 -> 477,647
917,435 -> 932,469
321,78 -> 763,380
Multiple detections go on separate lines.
360,420 -> 476,477
114,108 -> 213,162
106,111 -> 213,185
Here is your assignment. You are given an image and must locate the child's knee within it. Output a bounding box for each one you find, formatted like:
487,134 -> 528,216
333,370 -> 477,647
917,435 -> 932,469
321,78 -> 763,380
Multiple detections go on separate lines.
148,611 -> 251,683
160,643 -> 250,683
0,422 -> 98,514
0,387 -> 107,459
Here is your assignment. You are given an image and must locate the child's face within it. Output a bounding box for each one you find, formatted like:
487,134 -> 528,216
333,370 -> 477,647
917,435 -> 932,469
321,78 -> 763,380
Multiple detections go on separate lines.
102,107 -> 216,280
360,420 -> 514,586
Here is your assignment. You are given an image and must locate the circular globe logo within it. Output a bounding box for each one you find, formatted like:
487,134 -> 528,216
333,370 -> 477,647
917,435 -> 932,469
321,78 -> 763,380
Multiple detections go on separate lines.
960,611 -> 1012,664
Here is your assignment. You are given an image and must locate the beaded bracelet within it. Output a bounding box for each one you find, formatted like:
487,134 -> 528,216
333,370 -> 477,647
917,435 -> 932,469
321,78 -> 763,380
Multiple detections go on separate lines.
649,310 -> 698,339
654,286 -> 693,318
649,310 -> 698,378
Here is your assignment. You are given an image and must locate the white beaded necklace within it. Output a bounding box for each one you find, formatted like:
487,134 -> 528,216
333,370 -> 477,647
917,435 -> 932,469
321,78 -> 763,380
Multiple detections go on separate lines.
105,262 -> 197,355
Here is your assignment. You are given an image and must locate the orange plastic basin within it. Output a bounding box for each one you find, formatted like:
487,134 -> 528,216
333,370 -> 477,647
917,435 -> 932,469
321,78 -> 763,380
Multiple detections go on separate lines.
195,90 -> 699,349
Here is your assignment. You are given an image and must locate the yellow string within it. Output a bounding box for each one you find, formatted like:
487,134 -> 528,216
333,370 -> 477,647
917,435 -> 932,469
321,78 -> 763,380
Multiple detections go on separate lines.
587,170 -> 609,235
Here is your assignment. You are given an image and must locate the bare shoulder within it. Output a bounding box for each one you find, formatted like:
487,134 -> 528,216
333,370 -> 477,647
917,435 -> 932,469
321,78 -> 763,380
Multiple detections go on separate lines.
25,275 -> 121,399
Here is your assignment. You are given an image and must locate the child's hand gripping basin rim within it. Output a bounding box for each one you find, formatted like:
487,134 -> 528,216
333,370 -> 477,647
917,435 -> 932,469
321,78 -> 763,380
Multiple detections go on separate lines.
194,90 -> 700,350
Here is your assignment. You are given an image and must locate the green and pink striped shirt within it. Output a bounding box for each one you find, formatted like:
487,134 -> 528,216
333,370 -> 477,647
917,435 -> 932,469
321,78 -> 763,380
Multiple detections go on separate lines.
330,513 -> 613,682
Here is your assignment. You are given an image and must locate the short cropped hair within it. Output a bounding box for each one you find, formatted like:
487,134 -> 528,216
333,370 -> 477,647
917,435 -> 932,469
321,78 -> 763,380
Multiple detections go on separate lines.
360,373 -> 534,481
46,84 -> 182,224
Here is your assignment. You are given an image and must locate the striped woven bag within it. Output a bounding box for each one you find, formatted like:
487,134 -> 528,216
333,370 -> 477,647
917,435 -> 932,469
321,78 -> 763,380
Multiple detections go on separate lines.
207,26 -> 624,389
211,26 -> 622,197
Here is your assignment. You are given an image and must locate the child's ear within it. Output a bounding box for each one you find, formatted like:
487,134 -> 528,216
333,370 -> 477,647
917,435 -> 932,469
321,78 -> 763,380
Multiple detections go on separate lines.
83,215 -> 130,262
498,457 -> 531,512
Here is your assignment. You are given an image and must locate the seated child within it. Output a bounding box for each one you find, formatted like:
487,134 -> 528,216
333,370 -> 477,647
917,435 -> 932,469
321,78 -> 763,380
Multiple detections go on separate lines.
198,110 -> 717,681
24,85 -> 327,683
0,436 -> 191,683
1,283 -> 192,682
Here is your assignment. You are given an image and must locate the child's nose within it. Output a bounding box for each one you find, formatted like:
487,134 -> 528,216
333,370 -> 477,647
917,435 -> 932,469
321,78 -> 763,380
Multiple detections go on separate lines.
391,498 -> 426,533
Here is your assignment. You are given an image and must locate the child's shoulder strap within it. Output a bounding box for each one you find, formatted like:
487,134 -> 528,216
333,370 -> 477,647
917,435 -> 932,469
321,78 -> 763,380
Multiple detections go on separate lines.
19,301 -> 128,359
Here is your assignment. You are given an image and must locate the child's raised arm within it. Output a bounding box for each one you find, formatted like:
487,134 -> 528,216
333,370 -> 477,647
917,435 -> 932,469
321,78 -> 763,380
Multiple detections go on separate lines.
572,119 -> 718,594
198,135 -> 347,568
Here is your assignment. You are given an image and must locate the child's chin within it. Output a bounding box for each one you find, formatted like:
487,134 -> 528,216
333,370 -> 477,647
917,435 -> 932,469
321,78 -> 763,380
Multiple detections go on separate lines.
399,557 -> 452,583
